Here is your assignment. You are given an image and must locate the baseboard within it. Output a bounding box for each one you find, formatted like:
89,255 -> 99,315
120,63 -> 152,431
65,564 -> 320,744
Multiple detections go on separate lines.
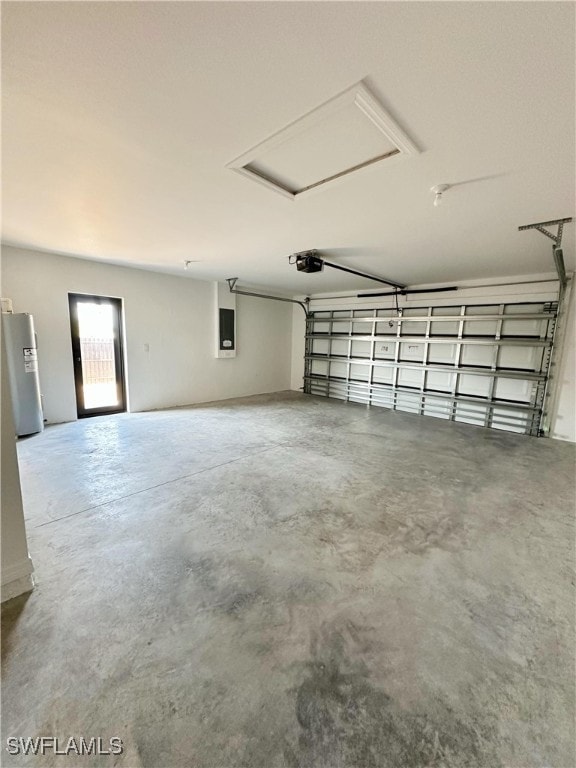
1,556 -> 34,602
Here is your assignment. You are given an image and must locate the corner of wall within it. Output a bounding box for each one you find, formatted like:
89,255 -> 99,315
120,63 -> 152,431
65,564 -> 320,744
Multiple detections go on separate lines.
1,564 -> 34,603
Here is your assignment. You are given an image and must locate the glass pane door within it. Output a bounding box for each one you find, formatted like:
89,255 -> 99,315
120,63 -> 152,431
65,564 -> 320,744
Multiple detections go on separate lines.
69,294 -> 126,417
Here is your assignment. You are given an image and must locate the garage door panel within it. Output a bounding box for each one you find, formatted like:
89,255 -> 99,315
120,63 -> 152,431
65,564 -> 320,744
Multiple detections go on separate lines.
501,318 -> 542,336
427,370 -> 455,392
375,320 -> 398,336
350,340 -> 371,358
395,392 -> 421,414
305,301 -> 556,436
331,339 -> 349,356
458,374 -> 492,398
312,338 -> 330,355
428,343 -> 457,364
464,319 -> 498,336
423,398 -> 452,419
398,368 -> 423,388
461,344 -> 494,367
430,321 -> 459,336
431,321 -> 459,336
491,406 -> 531,433
330,361 -> 348,378
373,367 -> 394,384
399,342 -> 425,361
350,363 -> 370,381
401,321 -> 427,335
494,377 -> 533,403
375,340 -> 396,359
454,402 -> 486,426
311,359 -> 329,376
499,345 -> 543,371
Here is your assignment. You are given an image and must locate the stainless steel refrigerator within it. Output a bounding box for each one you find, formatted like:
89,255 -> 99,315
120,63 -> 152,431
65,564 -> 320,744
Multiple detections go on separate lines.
3,313 -> 44,436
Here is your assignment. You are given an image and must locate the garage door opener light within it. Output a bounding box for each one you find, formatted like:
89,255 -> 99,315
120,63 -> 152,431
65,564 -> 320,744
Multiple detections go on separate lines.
289,250 -> 405,290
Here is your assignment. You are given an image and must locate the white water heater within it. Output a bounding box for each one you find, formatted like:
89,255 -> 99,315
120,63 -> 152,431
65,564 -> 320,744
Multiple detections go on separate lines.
2,313 -> 44,436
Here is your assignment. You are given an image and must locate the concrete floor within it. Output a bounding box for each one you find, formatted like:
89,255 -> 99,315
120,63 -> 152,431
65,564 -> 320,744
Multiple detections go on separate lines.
2,392 -> 575,767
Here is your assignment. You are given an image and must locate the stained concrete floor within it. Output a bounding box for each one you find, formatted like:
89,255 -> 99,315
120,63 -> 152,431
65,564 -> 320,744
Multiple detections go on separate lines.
2,392 -> 575,768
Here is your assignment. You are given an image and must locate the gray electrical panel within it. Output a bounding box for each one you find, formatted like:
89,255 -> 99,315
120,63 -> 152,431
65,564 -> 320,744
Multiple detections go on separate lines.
3,313 -> 44,436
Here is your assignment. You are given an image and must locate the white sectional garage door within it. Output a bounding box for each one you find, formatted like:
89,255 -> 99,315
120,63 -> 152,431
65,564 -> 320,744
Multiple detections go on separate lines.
304,301 -> 558,435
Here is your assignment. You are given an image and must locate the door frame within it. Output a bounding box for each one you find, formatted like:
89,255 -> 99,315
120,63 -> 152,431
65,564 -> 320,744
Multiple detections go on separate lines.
68,293 -> 127,418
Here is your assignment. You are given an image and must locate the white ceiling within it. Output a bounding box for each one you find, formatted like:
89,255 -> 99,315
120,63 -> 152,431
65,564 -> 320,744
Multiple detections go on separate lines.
2,1 -> 575,293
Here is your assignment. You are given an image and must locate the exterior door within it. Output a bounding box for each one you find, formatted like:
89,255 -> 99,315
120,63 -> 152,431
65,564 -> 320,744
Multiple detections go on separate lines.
68,293 -> 126,417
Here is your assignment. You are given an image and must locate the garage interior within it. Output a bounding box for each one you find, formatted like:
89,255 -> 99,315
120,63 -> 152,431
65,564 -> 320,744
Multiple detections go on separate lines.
1,3 -> 575,768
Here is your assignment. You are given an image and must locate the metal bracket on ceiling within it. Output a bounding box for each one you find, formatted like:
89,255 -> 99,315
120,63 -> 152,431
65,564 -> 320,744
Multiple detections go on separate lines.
518,217 -> 573,287
226,278 -> 310,316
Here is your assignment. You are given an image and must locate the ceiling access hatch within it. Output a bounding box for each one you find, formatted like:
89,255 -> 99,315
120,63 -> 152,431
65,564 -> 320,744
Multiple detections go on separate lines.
227,82 -> 419,200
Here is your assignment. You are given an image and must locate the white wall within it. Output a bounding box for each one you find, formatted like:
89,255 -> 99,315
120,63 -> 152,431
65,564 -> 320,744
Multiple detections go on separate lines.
1,316 -> 34,601
1,246 -> 293,424
290,275 -> 576,442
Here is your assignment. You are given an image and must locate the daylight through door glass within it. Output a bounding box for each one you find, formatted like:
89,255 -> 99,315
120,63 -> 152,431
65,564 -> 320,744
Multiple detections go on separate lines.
77,302 -> 118,409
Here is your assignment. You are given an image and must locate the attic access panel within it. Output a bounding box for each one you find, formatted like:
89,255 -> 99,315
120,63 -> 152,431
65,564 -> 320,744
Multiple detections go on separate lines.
227,82 -> 419,199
